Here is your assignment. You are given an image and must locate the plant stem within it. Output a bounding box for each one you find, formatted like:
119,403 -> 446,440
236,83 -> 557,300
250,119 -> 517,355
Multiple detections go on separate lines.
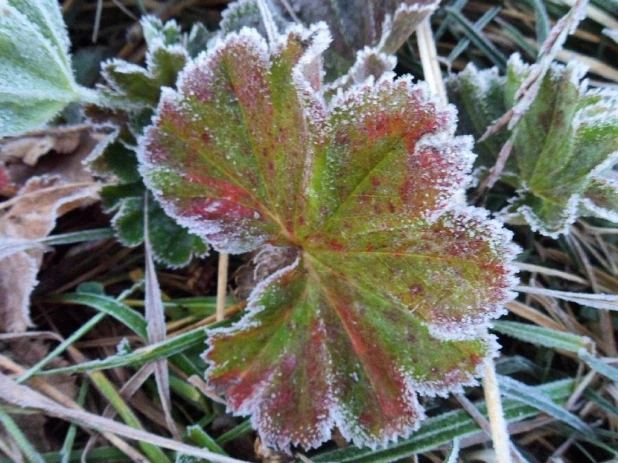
416,18 -> 447,105
216,253 -> 229,322
483,359 -> 513,463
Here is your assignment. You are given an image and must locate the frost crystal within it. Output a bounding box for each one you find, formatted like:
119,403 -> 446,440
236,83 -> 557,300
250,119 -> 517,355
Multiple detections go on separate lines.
140,25 -> 518,452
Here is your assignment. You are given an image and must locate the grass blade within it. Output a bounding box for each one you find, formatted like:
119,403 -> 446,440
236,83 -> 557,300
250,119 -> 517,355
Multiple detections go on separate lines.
187,425 -> 228,455
516,285 -> 618,311
60,380 -> 89,463
528,0 -> 551,43
143,193 -> 179,439
0,373 -> 248,463
51,293 -> 147,339
579,351 -> 618,381
39,228 -> 114,246
16,313 -> 105,383
311,379 -> 575,463
37,325 -> 209,375
0,408 -> 45,463
445,7 -> 507,69
492,320 -> 593,353
449,6 -> 501,62
498,375 -> 594,437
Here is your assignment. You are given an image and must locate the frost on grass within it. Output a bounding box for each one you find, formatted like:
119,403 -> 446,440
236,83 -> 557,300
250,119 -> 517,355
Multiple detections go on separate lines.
448,55 -> 618,237
139,25 -> 518,452
0,0 -> 83,137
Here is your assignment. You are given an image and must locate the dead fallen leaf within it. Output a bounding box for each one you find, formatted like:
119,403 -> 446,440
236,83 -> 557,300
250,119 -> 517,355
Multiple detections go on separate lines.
0,131 -> 81,166
0,127 -> 118,332
0,176 -> 100,331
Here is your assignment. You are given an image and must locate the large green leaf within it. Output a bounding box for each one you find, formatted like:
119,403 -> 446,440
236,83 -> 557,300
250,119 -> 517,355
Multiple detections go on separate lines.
139,25 -> 518,452
448,55 -> 618,236
0,0 -> 85,137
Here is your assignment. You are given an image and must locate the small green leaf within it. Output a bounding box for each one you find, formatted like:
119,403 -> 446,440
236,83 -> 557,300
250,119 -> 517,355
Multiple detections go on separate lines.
102,185 -> 208,267
186,23 -> 213,58
0,0 -> 83,136
141,15 -> 182,47
220,0 -> 287,38
580,173 -> 618,223
99,16 -> 188,108
448,55 -> 618,236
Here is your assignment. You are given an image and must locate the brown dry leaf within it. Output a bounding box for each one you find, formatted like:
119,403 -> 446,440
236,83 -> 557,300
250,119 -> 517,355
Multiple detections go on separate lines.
0,176 -> 100,331
3,127 -> 116,189
0,127 -> 117,332
0,130 -> 81,166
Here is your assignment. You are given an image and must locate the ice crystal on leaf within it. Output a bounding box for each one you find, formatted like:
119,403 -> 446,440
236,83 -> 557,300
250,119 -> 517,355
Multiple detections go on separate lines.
139,24 -> 518,452
448,55 -> 618,237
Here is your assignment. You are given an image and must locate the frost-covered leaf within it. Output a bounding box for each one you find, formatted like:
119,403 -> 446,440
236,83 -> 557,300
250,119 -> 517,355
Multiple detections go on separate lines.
448,55 -> 618,236
99,16 -> 188,109
92,139 -> 208,267
102,184 -> 208,267
0,0 -> 86,137
219,0 -> 438,80
139,25 -> 518,452
141,15 -> 182,48
219,0 -> 288,38
287,0 -> 439,78
580,170 -> 618,223
186,23 -> 214,58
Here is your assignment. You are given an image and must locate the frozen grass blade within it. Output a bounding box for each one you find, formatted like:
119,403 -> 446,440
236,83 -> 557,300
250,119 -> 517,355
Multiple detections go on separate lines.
578,351 -> 618,382
0,408 -> 45,463
39,228 -> 114,246
144,193 -> 180,439
0,373 -> 248,463
59,380 -> 89,463
15,312 -> 106,383
448,6 -> 501,63
493,320 -> 593,354
498,375 -> 594,436
36,325 -> 209,375
528,0 -> 551,43
516,286 -> 618,311
445,7 -> 507,69
311,379 -> 575,462
482,360 -> 512,463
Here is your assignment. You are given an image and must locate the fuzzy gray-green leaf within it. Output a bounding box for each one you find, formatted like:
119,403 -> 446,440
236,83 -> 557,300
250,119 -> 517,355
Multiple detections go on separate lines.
0,0 -> 81,137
